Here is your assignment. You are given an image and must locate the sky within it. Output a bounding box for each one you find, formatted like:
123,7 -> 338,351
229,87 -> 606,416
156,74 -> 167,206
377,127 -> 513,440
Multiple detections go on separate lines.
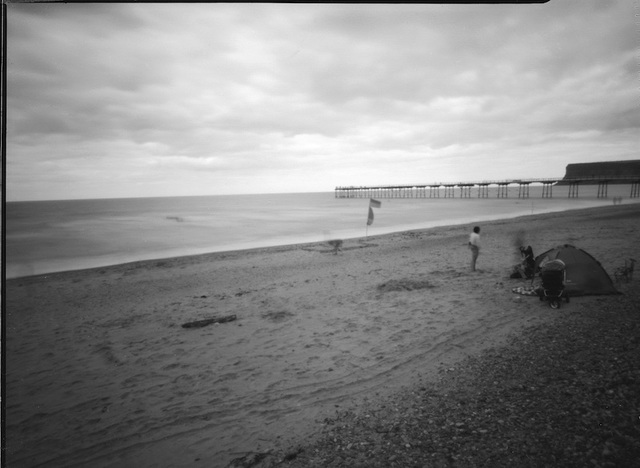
6,1 -> 640,201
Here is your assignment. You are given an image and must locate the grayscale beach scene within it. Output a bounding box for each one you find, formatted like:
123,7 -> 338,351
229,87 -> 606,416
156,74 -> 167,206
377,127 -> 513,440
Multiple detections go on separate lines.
5,2 -> 639,467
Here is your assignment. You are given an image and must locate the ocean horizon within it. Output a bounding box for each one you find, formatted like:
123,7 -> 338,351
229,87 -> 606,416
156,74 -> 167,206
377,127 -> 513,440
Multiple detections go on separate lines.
6,186 -> 638,279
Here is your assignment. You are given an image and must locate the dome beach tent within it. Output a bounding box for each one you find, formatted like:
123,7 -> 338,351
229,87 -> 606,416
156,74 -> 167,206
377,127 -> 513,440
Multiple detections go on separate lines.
534,244 -> 619,296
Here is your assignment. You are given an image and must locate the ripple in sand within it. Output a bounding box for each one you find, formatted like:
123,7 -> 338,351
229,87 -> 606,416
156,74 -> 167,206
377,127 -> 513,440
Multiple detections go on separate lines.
377,279 -> 436,292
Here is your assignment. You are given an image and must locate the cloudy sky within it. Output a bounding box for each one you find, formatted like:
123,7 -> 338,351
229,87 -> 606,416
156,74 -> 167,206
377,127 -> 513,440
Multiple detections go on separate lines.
6,1 -> 640,201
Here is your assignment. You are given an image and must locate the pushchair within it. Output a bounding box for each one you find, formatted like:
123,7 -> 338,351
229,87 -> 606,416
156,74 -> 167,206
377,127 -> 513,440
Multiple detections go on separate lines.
538,259 -> 570,309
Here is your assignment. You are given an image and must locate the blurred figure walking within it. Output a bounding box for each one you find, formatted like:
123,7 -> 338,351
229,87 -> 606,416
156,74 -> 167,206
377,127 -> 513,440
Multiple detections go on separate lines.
469,226 -> 481,271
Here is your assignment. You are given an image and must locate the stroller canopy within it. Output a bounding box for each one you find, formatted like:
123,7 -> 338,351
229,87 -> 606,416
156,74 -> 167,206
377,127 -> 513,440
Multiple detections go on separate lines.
534,244 -> 619,296
540,259 -> 566,272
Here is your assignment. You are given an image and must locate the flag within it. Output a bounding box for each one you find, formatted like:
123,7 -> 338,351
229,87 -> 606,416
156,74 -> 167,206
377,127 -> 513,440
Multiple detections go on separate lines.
367,199 -> 380,226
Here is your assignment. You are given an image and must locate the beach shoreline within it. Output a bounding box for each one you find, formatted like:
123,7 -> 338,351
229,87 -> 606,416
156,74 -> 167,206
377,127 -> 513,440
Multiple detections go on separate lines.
5,203 -> 640,467
9,202 -> 638,281
7,197 -> 638,280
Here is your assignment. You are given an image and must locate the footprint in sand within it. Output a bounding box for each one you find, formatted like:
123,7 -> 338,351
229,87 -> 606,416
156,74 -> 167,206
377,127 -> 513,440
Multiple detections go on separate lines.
94,343 -> 124,366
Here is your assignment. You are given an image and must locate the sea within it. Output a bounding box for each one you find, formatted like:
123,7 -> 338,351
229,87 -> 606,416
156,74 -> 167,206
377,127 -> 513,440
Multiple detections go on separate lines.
5,185 -> 638,279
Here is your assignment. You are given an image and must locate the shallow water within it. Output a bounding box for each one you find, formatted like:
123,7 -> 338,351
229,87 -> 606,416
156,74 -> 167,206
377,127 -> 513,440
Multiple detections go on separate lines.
5,185 -> 637,278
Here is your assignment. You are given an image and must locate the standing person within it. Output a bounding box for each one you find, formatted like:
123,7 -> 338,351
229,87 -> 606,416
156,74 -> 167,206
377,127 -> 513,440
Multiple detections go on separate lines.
469,226 -> 481,271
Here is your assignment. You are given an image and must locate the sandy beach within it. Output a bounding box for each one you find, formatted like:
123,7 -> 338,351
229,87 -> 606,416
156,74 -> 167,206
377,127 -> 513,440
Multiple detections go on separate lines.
5,203 -> 640,467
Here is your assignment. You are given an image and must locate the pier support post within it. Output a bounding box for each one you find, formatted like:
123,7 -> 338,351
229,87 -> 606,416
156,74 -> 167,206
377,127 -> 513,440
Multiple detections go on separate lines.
630,181 -> 639,198
597,181 -> 608,198
459,185 -> 472,198
541,183 -> 553,198
497,183 -> 509,198
518,183 -> 530,199
477,184 -> 489,198
568,181 -> 580,198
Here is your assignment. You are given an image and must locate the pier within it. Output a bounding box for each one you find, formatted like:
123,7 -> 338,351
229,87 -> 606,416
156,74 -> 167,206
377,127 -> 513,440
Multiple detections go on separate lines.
336,178 -> 557,199
335,177 -> 640,199
335,160 -> 640,200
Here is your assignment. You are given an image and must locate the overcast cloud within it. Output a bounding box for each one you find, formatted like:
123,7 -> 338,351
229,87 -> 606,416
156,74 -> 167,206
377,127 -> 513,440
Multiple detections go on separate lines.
6,1 -> 640,201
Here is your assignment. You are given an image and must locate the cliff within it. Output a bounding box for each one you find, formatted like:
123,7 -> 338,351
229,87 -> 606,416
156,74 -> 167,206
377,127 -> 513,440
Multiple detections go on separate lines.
561,160 -> 640,184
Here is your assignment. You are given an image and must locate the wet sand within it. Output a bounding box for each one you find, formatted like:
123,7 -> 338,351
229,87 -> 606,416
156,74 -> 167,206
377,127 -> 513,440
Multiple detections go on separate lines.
5,202 -> 639,467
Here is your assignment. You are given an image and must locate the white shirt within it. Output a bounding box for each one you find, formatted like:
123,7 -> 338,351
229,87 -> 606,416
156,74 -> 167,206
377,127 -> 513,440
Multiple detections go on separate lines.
469,232 -> 480,247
